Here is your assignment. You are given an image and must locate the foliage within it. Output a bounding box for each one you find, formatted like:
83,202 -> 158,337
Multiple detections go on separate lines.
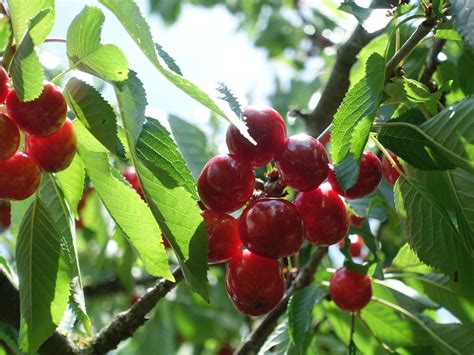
0,0 -> 473,354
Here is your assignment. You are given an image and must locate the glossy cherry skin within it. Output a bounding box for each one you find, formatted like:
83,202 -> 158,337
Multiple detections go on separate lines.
239,198 -> 304,259
6,82 -> 67,137
0,152 -> 42,200
202,210 -> 241,264
339,235 -> 364,258
0,113 -> 20,162
25,119 -> 76,172
123,167 -> 144,199
329,267 -> 372,312
198,155 -> 255,213
0,201 -> 11,232
0,66 -> 9,104
226,249 -> 284,316
275,135 -> 329,191
328,151 -> 382,199
381,150 -> 404,185
226,106 -> 287,167
294,183 -> 349,246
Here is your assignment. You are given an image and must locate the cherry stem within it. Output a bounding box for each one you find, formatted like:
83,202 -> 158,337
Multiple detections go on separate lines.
348,312 -> 356,355
369,132 -> 408,180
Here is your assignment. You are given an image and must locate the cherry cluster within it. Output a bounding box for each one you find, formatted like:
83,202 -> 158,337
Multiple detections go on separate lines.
197,106 -> 403,316
0,67 -> 77,212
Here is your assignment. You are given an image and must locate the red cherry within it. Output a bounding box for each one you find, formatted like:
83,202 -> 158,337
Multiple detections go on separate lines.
202,210 -> 241,264
349,213 -> 365,228
130,293 -> 140,306
339,235 -> 364,258
294,183 -> 349,246
226,106 -> 287,167
226,249 -> 284,316
123,167 -> 144,199
239,198 -> 304,259
0,113 -> 20,162
0,66 -> 9,104
0,152 -> 42,200
275,135 -> 329,191
381,150 -> 403,185
0,201 -> 11,232
328,151 -> 382,199
161,233 -> 171,249
329,267 -> 372,312
217,346 -> 234,355
198,155 -> 255,213
25,119 -> 76,172
6,82 -> 67,137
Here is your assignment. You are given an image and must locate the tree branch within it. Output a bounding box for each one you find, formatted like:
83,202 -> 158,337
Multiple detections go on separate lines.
88,267 -> 183,354
385,18 -> 437,79
0,268 -> 77,354
306,25 -> 383,137
235,248 -> 327,355
420,38 -> 446,86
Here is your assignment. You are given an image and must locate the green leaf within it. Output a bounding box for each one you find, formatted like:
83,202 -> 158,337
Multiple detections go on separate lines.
331,53 -> 385,189
392,243 -> 433,274
216,82 -> 243,120
16,187 -> 72,353
67,6 -> 128,82
378,109 -> 456,170
74,120 -> 173,281
398,273 -> 474,323
431,0 -> 445,17
113,71 -> 208,300
10,9 -> 49,102
56,154 -> 85,217
420,97 -> 474,173
38,175 -> 91,334
339,1 -> 372,23
452,0 -> 474,51
168,115 -> 214,180
98,0 -> 254,143
7,0 -> 54,45
395,176 -> 474,297
0,15 -> 12,53
435,29 -> 463,41
155,43 -> 182,76
0,321 -> 19,354
288,286 -> 327,354
259,318 -> 292,355
449,169 -> 474,233
428,322 -> 474,354
64,78 -> 124,158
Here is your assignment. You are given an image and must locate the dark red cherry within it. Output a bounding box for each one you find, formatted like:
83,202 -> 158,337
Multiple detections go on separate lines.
226,106 -> 287,167
161,233 -> 171,249
123,167 -> 144,199
217,345 -> 234,355
0,113 -> 20,162
198,155 -> 255,213
294,183 -> 349,246
239,198 -> 303,259
328,151 -> 382,199
0,201 -> 11,232
0,66 -> 9,104
339,235 -> 364,258
381,150 -> 403,185
202,210 -> 241,264
6,82 -> 67,137
349,212 -> 365,228
226,249 -> 284,316
275,135 -> 329,191
130,293 -> 140,306
25,119 -> 76,172
329,267 -> 372,312
0,152 -> 42,200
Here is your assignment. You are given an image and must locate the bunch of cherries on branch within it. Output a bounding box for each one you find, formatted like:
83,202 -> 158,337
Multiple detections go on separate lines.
0,66 -> 77,230
197,106 -> 402,316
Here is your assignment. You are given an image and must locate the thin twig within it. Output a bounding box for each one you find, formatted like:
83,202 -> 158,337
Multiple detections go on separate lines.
43,38 -> 67,43
420,38 -> 446,85
88,267 -> 183,354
